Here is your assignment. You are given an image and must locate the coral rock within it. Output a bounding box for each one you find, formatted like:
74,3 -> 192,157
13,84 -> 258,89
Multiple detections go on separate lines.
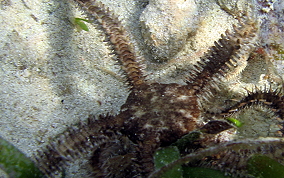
140,0 -> 198,62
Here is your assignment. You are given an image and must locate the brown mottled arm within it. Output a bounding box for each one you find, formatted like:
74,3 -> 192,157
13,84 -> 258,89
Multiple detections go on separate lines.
34,115 -> 129,177
187,18 -> 259,94
221,87 -> 284,124
74,0 -> 145,88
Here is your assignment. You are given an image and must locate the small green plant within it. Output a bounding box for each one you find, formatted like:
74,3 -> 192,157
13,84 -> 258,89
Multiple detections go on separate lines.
71,17 -> 90,32
226,117 -> 244,127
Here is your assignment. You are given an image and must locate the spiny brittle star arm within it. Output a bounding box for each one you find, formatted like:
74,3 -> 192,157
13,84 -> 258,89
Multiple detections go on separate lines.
74,0 -> 145,89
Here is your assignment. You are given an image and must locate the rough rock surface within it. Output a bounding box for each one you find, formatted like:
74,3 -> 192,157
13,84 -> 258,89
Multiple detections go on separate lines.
140,0 -> 198,62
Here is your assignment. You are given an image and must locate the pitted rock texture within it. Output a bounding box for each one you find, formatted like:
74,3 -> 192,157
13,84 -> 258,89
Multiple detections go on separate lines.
140,0 -> 198,62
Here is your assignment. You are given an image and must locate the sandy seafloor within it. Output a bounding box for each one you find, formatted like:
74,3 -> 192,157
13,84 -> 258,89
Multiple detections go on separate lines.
0,0 -> 283,177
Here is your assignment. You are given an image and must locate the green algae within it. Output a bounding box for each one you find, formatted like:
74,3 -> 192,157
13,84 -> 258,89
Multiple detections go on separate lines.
0,137 -> 44,178
72,18 -> 90,32
247,154 -> 284,178
226,117 -> 244,127
154,146 -> 183,178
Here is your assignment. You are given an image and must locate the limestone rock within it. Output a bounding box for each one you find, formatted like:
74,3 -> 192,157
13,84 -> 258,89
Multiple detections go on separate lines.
140,0 -> 198,62
216,0 -> 255,17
